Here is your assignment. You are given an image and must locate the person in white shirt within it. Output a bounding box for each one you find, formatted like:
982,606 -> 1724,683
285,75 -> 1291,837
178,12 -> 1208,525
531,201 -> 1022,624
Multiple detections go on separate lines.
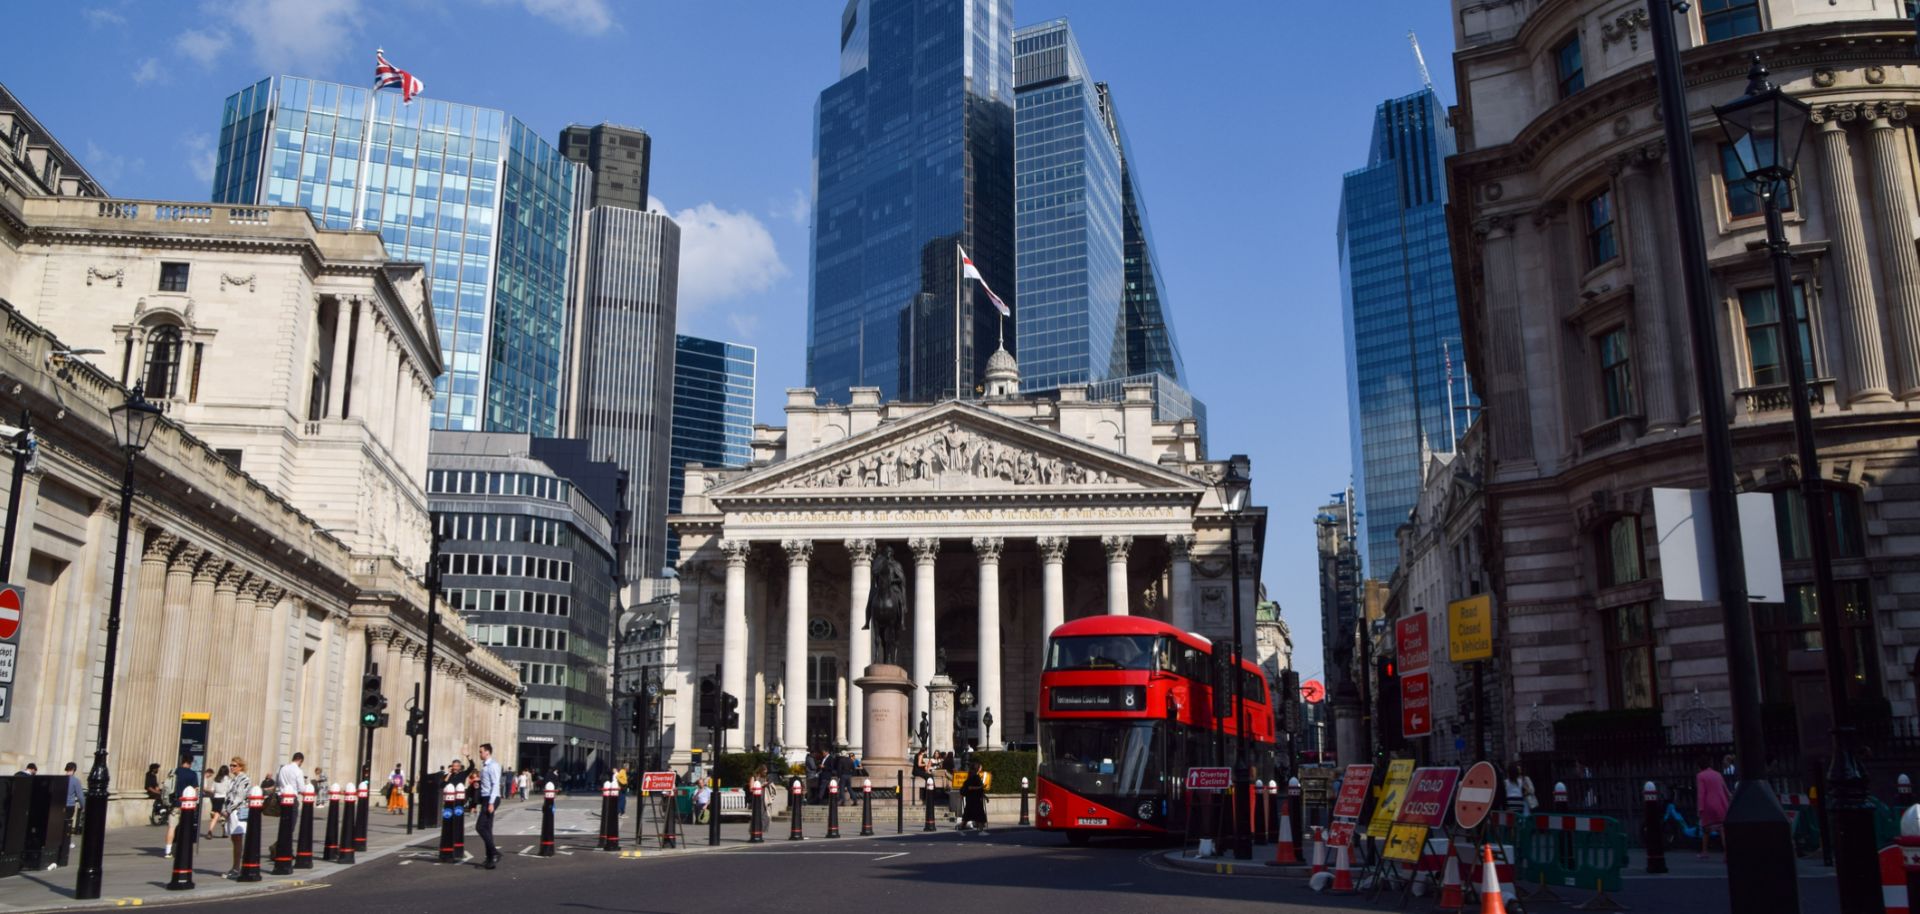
275,752 -> 306,798
476,744 -> 502,869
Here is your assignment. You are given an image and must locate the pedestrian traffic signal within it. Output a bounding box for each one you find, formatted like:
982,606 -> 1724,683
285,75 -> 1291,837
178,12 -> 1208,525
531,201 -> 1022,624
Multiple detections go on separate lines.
360,672 -> 389,728
720,692 -> 740,731
698,676 -> 717,729
404,706 -> 425,737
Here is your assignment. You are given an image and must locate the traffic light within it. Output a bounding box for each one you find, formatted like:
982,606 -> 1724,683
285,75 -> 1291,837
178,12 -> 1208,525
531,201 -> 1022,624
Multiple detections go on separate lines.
698,676 -> 717,729
360,673 -> 389,728
631,698 -> 648,735
720,692 -> 740,731
1212,649 -> 1234,719
404,706 -> 424,737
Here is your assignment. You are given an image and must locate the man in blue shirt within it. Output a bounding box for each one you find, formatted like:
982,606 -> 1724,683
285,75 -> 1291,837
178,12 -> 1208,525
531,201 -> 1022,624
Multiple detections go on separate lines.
163,755 -> 199,857
476,744 -> 501,869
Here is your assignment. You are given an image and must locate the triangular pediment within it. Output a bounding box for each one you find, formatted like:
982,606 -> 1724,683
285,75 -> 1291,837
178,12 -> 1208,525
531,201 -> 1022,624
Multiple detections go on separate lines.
708,402 -> 1206,499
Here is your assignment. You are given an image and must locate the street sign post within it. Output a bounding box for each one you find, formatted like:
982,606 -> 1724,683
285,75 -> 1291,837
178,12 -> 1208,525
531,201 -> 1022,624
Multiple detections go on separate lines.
1401,672 -> 1432,738
1185,767 -> 1233,791
0,584 -> 24,724
640,771 -> 677,794
1395,613 -> 1430,671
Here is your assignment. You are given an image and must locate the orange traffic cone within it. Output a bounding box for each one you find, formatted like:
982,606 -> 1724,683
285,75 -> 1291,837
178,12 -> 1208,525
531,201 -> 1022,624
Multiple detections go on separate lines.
1329,842 -> 1355,894
1269,805 -> 1299,865
1309,826 -> 1326,875
1479,843 -> 1507,914
1436,854 -> 1465,912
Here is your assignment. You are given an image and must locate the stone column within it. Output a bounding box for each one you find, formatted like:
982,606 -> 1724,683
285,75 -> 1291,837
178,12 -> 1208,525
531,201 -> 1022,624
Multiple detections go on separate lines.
972,537 -> 1003,750
782,539 -> 812,759
1865,105 -> 1920,397
909,537 -> 940,729
719,540 -> 750,750
1167,534 -> 1195,633
329,298 -> 354,418
350,297 -> 377,419
116,530 -> 176,792
843,538 -> 875,752
153,545 -> 203,755
1814,112 -> 1893,402
1102,535 -> 1132,615
1036,537 -> 1067,666
370,629 -> 395,769
1619,151 -> 1681,428
207,564 -> 240,753
231,577 -> 261,767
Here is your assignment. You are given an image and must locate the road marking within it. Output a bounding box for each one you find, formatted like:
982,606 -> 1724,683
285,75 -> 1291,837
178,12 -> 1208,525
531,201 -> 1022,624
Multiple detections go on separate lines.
733,850 -> 909,860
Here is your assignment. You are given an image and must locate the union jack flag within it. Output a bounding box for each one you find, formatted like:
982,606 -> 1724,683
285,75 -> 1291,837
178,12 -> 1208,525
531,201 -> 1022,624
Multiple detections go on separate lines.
374,49 -> 424,104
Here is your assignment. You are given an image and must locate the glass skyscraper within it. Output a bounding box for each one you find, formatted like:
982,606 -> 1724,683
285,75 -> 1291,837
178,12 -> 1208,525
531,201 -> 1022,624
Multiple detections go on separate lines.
212,76 -> 578,434
1337,88 -> 1474,578
667,334 -> 755,562
808,0 -> 1016,404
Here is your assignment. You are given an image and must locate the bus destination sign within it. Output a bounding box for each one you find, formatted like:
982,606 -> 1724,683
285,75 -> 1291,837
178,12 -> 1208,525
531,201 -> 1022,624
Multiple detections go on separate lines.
1049,685 -> 1146,712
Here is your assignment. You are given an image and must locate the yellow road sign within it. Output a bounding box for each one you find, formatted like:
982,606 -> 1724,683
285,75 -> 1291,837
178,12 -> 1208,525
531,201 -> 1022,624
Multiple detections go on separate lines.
1448,595 -> 1493,662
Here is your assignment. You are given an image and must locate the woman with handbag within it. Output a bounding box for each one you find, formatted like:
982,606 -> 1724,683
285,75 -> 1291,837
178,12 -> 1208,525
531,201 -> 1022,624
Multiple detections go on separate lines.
221,758 -> 252,879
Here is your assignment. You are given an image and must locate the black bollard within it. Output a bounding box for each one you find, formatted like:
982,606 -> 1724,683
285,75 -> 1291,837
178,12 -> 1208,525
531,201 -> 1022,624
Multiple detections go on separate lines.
708,778 -> 722,847
354,781 -> 370,853
1019,777 -> 1031,826
749,779 -> 765,843
826,779 -> 842,838
449,786 -> 465,862
1643,781 -> 1669,874
789,779 -> 804,841
896,772 -> 904,834
437,783 -> 457,863
323,784 -> 340,862
661,784 -> 680,849
597,780 -> 612,850
271,787 -> 298,874
1288,778 -> 1303,852
1252,780 -> 1267,843
335,786 -> 357,866
239,787 -> 264,882
166,787 -> 199,891
605,781 -> 622,851
861,779 -> 874,836
1268,780 -> 1281,844
539,783 -> 556,857
295,783 -> 315,869
923,777 -> 936,832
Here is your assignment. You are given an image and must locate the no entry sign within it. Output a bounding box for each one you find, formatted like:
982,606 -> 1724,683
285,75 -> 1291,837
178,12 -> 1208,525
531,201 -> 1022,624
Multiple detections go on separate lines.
1454,761 -> 1500,830
0,584 -> 21,641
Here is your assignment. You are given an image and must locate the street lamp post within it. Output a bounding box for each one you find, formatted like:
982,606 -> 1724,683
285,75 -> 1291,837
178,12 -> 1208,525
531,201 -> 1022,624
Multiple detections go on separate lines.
1221,454 -> 1253,860
0,410 -> 34,582
1715,55 -> 1877,913
75,386 -> 163,900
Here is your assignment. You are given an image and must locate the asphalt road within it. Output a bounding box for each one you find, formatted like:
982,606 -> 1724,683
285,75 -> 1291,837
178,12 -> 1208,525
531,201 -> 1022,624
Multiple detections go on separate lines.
172,825 -> 1838,914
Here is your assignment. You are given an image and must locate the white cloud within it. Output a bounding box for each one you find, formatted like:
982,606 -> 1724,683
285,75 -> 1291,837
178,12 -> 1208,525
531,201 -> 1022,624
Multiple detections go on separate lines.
175,28 -> 232,67
497,0 -> 616,34
82,141 -> 142,186
83,7 -> 127,27
772,187 -> 809,227
726,313 -> 762,340
131,57 -> 165,85
214,0 -> 365,73
651,195 -> 788,312
181,134 -> 217,184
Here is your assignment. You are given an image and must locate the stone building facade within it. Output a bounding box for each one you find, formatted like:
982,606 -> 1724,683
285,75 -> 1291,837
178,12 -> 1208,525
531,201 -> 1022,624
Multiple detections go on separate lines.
668,376 -> 1265,763
1447,3 -> 1920,756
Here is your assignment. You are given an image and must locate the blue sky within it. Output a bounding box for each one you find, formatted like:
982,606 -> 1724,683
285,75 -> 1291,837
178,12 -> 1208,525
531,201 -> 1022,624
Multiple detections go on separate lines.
6,0 -> 1460,687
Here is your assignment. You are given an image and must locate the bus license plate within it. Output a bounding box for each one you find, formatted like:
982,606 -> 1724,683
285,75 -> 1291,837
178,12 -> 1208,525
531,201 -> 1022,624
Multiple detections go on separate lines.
1076,817 -> 1108,826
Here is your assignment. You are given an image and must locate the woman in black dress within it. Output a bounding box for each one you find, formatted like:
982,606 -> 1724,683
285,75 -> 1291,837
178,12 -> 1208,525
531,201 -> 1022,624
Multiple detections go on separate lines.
959,762 -> 989,834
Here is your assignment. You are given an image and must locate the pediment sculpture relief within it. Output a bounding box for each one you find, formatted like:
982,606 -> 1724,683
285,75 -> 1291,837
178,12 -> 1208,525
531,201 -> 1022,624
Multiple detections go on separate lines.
778,423 -> 1118,490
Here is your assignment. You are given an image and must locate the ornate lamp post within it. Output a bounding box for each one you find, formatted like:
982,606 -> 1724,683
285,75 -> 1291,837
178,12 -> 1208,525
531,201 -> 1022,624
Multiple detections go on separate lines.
1715,55 -> 1876,914
1220,454 -> 1253,860
75,385 -> 163,900
767,687 -> 784,758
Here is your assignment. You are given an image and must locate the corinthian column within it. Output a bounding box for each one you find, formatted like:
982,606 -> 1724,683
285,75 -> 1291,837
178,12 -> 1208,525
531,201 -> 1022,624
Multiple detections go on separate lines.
1168,534 -> 1195,632
329,299 -> 354,418
1036,537 -> 1067,667
208,564 -> 241,751
1814,112 -> 1893,402
1102,535 -> 1132,615
1619,150 -> 1680,428
972,537 -> 1003,750
351,297 -> 377,419
1865,104 -> 1920,398
909,537 -> 940,727
781,539 -> 812,758
719,539 -> 750,750
843,538 -> 876,751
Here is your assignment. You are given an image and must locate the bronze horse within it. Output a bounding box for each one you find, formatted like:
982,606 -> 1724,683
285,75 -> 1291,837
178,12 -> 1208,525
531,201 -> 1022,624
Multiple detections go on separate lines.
863,546 -> 908,667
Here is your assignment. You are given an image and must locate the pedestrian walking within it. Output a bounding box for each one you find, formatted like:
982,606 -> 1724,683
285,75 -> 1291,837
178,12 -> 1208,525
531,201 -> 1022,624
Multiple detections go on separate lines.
476,744 -> 502,869
61,762 -> 82,860
958,762 -> 990,834
162,754 -> 199,857
221,758 -> 253,878
1503,761 -> 1536,819
387,765 -> 406,814
615,765 -> 629,817
207,765 -> 232,837
275,752 -> 306,800
1695,757 -> 1731,860
517,769 -> 531,803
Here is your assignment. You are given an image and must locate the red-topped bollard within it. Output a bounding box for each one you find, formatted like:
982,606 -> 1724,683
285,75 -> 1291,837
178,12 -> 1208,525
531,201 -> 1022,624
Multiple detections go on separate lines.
295,783 -> 315,869
323,783 -> 341,862
826,779 -> 842,838
354,780 -> 370,852
1643,781 -> 1667,874
271,784 -> 298,874
438,782 -> 459,863
861,778 -> 875,836
335,782 -> 357,865
1019,777 -> 1031,826
749,778 -> 765,843
539,782 -> 556,857
1287,778 -> 1303,852
603,781 -> 621,851
238,786 -> 264,882
789,779 -> 805,841
166,786 -> 199,891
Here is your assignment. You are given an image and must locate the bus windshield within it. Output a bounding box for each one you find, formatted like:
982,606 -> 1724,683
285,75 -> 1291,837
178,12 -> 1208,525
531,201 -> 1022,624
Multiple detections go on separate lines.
1040,721 -> 1163,798
1046,635 -> 1165,671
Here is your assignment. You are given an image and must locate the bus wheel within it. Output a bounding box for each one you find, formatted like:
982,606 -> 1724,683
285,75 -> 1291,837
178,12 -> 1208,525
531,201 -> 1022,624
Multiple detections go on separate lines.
1066,831 -> 1090,847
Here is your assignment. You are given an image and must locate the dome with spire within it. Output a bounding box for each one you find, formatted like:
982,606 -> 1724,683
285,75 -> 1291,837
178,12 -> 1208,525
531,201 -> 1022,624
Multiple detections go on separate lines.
983,345 -> 1020,398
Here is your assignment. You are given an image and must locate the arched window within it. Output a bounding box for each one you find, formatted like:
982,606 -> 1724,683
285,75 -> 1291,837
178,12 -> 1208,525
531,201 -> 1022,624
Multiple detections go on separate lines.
142,325 -> 183,399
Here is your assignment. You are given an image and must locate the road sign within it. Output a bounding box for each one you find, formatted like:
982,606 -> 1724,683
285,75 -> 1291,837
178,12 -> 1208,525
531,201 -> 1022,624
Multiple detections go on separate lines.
1184,767 -> 1232,791
1454,761 -> 1500,830
1401,672 -> 1432,737
0,584 -> 21,642
1332,764 -> 1374,819
0,685 -> 7,719
1325,820 -> 1357,848
0,642 -> 14,683
1367,759 -> 1416,838
1300,679 -> 1325,704
1396,613 -> 1430,672
1399,767 -> 1461,828
640,771 -> 678,793
1383,822 -> 1429,862
1448,594 -> 1493,662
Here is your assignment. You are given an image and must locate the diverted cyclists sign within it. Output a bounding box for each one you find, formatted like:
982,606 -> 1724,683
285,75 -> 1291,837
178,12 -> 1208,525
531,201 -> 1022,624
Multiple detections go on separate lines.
1184,767 -> 1232,791
640,771 -> 678,793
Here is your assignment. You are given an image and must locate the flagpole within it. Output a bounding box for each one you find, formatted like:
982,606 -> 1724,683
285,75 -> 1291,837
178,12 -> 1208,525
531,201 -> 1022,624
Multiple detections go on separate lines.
351,50 -> 381,231
954,242 -> 963,400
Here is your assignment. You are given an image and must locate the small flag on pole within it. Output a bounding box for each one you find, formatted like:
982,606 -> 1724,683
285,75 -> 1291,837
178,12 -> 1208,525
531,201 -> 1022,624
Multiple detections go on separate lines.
959,245 -> 1010,317
374,49 -> 424,104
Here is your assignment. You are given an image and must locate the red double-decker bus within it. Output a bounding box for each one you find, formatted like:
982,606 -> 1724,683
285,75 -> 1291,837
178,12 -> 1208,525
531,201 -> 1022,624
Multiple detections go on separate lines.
1033,615 -> 1276,843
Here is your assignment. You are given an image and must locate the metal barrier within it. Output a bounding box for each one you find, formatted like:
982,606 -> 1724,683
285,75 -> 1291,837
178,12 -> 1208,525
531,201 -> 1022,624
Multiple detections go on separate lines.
1518,814 -> 1629,910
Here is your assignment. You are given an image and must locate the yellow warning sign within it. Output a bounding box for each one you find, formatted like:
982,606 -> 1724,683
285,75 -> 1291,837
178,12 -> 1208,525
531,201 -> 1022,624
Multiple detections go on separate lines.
1366,759 -> 1416,838
1383,822 -> 1429,862
1448,595 -> 1493,662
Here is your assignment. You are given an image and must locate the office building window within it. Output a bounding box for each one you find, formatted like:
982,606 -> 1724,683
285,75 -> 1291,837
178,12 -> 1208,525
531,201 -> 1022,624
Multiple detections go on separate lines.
1555,35 -> 1586,98
1598,326 -> 1633,419
158,262 -> 190,293
1701,0 -> 1762,42
1584,190 -> 1618,267
1739,284 -> 1814,387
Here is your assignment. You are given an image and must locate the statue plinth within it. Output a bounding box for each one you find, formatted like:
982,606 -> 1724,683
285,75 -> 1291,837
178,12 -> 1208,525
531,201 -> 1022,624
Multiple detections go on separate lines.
927,674 -> 956,755
855,663 -> 914,786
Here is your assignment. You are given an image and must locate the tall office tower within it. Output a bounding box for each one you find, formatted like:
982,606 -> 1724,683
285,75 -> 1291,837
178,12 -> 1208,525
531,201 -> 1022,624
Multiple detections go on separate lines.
212,77 -> 579,434
561,123 -> 651,211
1337,88 -> 1472,578
1098,83 -> 1187,384
808,0 -> 1016,404
667,334 -> 755,563
560,123 -> 678,585
1012,20 -> 1124,391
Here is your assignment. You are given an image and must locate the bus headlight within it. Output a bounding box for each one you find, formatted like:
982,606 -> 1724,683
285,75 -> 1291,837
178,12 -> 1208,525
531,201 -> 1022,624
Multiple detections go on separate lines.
1137,801 -> 1155,820
1037,799 -> 1052,818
